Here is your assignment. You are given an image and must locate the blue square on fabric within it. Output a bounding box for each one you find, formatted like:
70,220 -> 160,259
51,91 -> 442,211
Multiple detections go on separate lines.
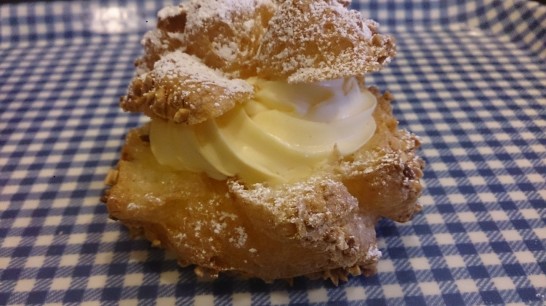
518,183 -> 535,192
428,187 -> 446,196
360,275 -> 381,286
378,223 -> 400,237
467,266 -> 489,279
1,268 -> 21,281
413,224 -> 432,235
405,296 -> 427,305
138,285 -> 158,299
71,189 -> 87,198
499,201 -> 517,210
423,245 -> 443,257
107,263 -> 127,276
21,177 -> 36,186
438,205 -> 455,214
56,225 -> 72,235
477,168 -> 495,177
46,245 -> 65,256
456,243 -> 477,255
27,291 -> 48,304
81,243 -> 99,254
63,289 -> 85,304
495,153 -> 511,161
511,219 -> 530,230
31,208 -> 49,217
449,170 -> 465,178
0,292 -> 9,305
175,283 -> 197,297
94,205 -> 108,214
13,246 -> 32,257
142,260 -> 165,273
523,152 -> 539,160
432,268 -> 453,281
478,221 -> 498,232
481,290 -> 503,304
442,293 -> 465,305
29,163 -> 46,171
517,287 -> 538,303
530,199 -> 546,209
22,226 -> 41,236
468,203 -> 486,212
503,264 -> 526,277
388,247 -> 408,259
440,155 -> 457,164
490,241 -> 512,253
458,185 -> 476,194
506,167 -> 524,175
1,209 -> 17,219
114,240 -> 140,252
468,154 -> 484,162
10,192 -> 27,201
73,265 -> 92,277
396,270 -> 417,283
63,207 -> 80,216
40,191 -> 58,200
489,184 -> 506,193
101,287 -> 122,301
366,298 -> 388,306
446,223 -> 466,233
524,239 -> 544,251
37,267 -> 57,279
88,223 -> 106,233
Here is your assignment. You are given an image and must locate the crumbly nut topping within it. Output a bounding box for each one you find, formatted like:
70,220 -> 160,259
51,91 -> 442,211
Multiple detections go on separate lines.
121,51 -> 253,124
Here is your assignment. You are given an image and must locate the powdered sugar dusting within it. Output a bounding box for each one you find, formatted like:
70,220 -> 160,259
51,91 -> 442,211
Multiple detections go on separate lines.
228,175 -> 359,231
366,244 -> 382,260
153,51 -> 252,94
183,0 -> 270,32
127,202 -> 139,210
140,30 -> 165,50
157,5 -> 183,20
212,41 -> 239,62
228,226 -> 248,248
124,0 -> 395,124
256,0 -> 395,83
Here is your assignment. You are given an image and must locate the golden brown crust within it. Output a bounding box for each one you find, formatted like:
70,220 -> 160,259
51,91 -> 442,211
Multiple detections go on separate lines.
121,52 -> 253,125
181,1 -> 276,78
103,89 -> 424,283
340,88 -> 424,222
122,0 -> 395,123
256,0 -> 396,83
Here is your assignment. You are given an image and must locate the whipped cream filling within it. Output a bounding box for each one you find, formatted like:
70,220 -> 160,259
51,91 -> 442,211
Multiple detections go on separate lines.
150,77 -> 377,184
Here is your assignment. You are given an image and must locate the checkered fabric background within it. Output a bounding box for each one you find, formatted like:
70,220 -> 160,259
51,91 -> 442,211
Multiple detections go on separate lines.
1,0 -> 545,305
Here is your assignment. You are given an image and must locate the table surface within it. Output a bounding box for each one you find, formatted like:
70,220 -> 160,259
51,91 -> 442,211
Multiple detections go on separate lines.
1,0 -> 545,305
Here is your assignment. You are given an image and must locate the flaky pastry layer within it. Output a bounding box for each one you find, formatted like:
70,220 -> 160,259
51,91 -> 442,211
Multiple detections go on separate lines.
103,89 -> 424,283
120,0 -> 395,125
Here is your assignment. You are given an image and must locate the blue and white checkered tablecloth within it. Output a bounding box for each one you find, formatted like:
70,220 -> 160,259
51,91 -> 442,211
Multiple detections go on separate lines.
1,0 -> 545,305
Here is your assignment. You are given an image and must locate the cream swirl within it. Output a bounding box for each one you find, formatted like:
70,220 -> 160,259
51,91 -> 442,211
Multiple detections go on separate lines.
150,77 -> 377,184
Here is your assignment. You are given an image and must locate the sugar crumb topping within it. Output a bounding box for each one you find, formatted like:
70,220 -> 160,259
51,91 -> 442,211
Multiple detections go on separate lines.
157,5 -> 183,20
366,245 -> 382,260
153,51 -> 252,94
183,0 -> 270,32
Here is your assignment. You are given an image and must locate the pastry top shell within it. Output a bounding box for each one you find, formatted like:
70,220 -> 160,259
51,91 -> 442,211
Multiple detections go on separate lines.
121,0 -> 396,124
